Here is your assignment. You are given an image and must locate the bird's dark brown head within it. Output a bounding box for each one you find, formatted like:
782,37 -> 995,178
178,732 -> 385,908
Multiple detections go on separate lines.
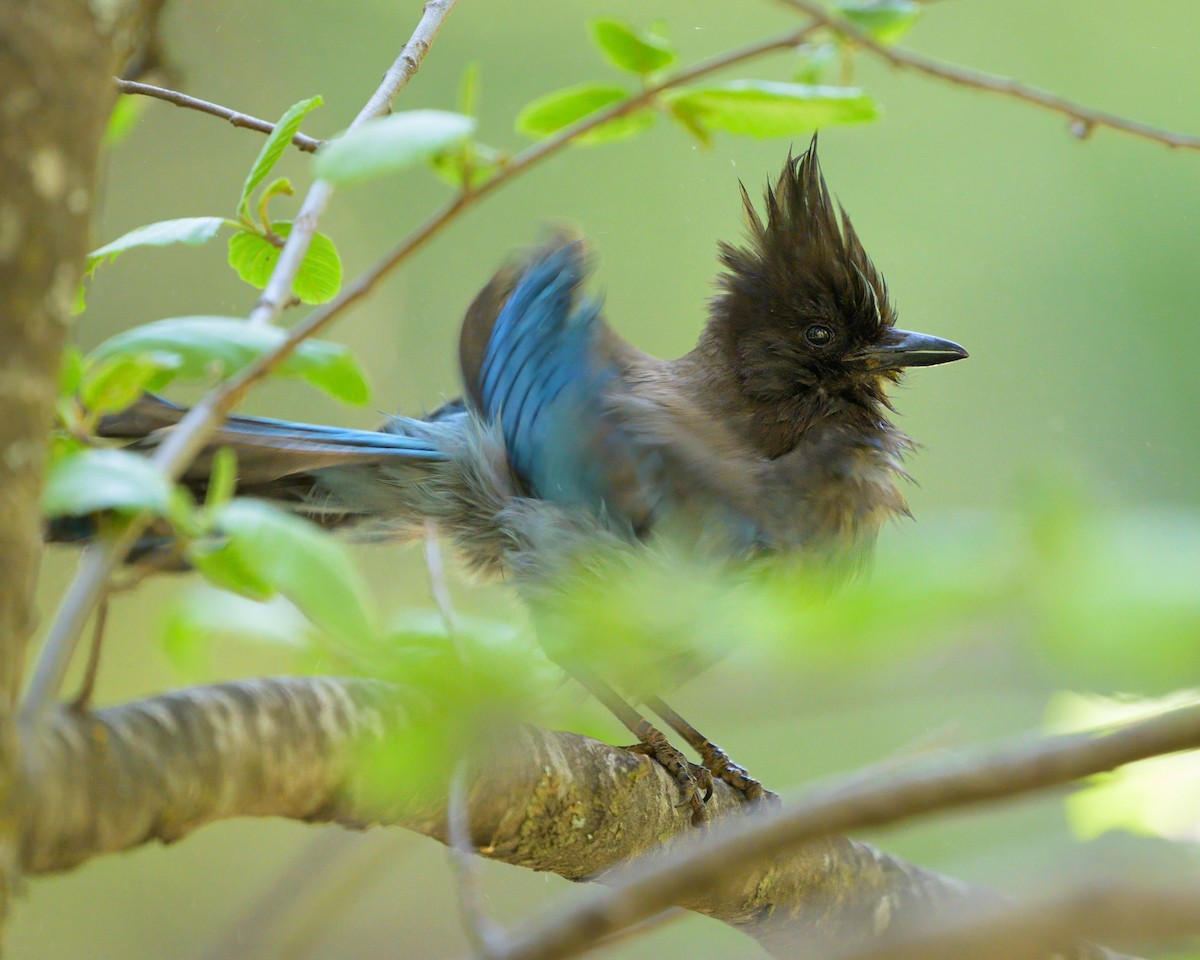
707,138 -> 966,439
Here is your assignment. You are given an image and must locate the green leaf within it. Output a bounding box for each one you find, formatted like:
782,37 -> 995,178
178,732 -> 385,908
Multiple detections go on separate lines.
313,110 -> 476,186
104,95 -> 147,147
89,316 -> 371,405
430,141 -> 504,189
85,217 -> 226,278
59,347 -> 85,398
667,100 -> 713,147
793,42 -> 839,85
206,447 -> 238,510
193,499 -> 379,651
164,586 -> 316,679
589,18 -> 676,75
257,176 -> 295,230
80,352 -> 182,415
835,0 -> 922,44
189,535 -> 274,600
226,221 -> 343,305
458,61 -> 482,117
665,81 -> 878,138
515,83 -> 652,144
42,448 -> 173,518
239,95 -> 322,220
353,615 -> 551,805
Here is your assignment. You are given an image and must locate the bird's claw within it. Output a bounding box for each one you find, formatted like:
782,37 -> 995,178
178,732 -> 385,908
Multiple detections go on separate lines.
698,743 -> 780,807
625,734 -> 713,824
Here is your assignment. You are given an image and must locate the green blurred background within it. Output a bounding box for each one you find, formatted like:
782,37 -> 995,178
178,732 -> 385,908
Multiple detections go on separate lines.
18,0 -> 1200,957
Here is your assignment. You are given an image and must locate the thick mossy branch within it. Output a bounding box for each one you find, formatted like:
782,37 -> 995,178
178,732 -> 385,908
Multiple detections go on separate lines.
22,677 -> 991,958
22,678 -> 399,873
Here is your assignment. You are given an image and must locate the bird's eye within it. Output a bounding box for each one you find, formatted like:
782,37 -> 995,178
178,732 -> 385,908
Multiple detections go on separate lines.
804,324 -> 834,347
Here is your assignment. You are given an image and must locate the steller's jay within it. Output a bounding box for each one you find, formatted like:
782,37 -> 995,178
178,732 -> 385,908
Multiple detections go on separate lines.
82,138 -> 966,818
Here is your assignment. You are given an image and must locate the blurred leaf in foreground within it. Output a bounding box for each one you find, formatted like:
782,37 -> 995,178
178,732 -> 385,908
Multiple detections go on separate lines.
42,448 -> 174,519
1047,691 -> 1200,843
163,585 -> 316,680
313,110 -> 475,185
90,316 -> 369,405
190,498 -> 380,654
353,611 -> 553,807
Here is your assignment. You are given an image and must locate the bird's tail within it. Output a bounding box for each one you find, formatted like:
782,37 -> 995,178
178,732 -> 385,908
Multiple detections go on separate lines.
45,393 -> 462,547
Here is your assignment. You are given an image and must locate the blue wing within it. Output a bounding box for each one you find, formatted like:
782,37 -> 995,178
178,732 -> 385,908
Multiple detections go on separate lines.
460,239 -> 659,528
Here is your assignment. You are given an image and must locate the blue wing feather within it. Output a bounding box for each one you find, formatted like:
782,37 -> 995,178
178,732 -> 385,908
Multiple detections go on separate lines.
466,239 -> 658,528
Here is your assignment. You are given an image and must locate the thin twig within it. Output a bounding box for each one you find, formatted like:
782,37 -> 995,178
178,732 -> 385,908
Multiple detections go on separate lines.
113,78 -> 325,152
585,909 -> 689,955
819,880 -> 1200,960
20,0 -> 462,725
21,17 -> 816,724
781,0 -> 1200,151
448,762 -> 507,959
68,595 -> 109,711
22,523 -> 144,725
490,700 -> 1200,960
245,0 -> 460,328
423,519 -> 459,636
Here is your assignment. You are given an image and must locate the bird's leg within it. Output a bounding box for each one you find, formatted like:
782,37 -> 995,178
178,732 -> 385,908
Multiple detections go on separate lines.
646,696 -> 779,806
565,665 -> 713,824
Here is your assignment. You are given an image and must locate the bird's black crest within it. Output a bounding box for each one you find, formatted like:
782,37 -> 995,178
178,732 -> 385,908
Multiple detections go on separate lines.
713,137 -> 895,348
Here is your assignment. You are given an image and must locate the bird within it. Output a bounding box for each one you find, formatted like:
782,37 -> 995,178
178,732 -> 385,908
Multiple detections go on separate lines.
75,137 -> 967,819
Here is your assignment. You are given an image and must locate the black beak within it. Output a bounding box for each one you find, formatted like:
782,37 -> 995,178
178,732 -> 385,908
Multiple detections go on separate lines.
866,328 -> 969,369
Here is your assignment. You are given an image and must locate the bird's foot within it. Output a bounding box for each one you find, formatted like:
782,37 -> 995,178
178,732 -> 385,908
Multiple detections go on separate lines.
625,721 -> 713,825
694,739 -> 780,807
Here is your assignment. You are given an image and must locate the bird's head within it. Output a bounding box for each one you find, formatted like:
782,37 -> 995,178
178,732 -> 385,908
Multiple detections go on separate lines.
708,138 -> 966,432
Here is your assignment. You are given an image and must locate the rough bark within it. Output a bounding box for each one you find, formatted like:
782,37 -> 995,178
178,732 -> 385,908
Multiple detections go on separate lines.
0,0 -> 165,935
0,0 -> 160,701
18,677 -> 1128,960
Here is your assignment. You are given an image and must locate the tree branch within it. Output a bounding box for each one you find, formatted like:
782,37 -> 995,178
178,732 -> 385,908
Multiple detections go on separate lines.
781,0 -> 1200,151
0,0 -> 169,933
495,701 -> 1200,960
818,880 -> 1198,960
18,677 -> 980,958
25,678 -> 1200,959
113,78 -> 325,152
